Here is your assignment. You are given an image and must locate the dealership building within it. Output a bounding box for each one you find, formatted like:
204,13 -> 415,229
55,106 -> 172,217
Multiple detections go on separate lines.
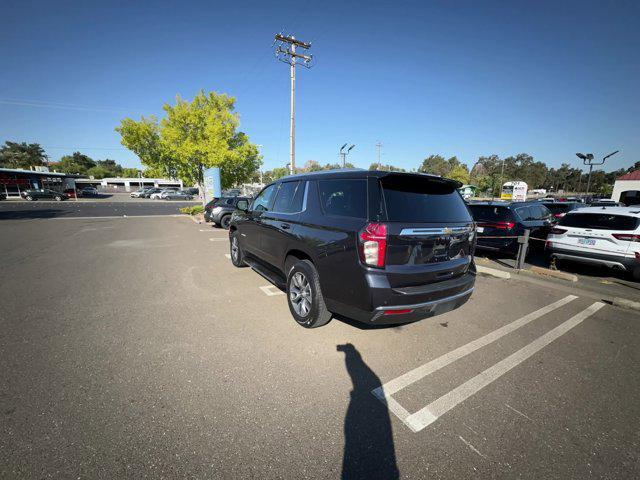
0,167 -> 81,197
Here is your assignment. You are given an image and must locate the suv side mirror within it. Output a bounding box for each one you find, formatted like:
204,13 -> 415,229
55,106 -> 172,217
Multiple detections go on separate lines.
236,199 -> 249,212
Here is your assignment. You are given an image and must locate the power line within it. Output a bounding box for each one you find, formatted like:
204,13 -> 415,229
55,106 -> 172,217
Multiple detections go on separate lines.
274,33 -> 314,175
0,98 -> 142,113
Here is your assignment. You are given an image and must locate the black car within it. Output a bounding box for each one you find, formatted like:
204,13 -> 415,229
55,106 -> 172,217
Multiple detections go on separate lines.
541,201 -> 583,220
81,186 -> 99,196
184,187 -> 199,196
20,189 -> 69,201
206,196 -> 251,228
468,201 -> 554,255
228,170 -> 476,328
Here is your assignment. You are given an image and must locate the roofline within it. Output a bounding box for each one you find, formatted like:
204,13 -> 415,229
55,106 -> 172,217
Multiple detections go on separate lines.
0,167 -> 83,178
272,168 -> 462,187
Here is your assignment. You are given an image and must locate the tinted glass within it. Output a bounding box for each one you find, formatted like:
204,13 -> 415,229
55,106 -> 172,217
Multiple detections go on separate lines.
290,181 -> 305,212
319,179 -> 367,218
382,176 -> 471,222
273,181 -> 300,213
515,206 -> 533,220
468,205 -> 515,222
252,184 -> 277,212
560,213 -> 639,231
530,204 -> 551,219
544,203 -> 572,214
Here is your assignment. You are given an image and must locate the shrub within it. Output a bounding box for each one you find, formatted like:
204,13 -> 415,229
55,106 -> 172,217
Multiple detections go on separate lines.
180,205 -> 204,215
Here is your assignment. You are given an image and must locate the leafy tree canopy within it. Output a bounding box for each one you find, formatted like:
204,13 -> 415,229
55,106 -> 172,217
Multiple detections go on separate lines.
116,90 -> 262,190
0,141 -> 48,169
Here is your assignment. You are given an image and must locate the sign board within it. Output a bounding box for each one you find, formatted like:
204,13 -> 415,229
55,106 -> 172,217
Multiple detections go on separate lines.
203,167 -> 222,203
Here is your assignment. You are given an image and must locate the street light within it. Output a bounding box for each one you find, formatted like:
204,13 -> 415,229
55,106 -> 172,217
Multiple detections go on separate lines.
576,151 -> 618,195
339,143 -> 355,168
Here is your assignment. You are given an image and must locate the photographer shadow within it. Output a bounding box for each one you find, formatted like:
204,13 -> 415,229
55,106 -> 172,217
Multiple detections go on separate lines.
337,343 -> 399,480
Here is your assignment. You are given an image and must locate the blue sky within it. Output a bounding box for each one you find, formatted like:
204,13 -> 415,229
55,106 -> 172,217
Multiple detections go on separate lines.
1,0 -> 638,173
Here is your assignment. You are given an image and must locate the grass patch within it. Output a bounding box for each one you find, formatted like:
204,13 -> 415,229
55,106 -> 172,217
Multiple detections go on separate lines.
180,205 -> 204,215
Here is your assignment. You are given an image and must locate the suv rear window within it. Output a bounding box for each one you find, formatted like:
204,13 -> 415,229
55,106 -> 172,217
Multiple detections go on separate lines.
319,179 -> 367,218
560,213 -> 639,231
381,176 -> 471,223
468,205 -> 515,222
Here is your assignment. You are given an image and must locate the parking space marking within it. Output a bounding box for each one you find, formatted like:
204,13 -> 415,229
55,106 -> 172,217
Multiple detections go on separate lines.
209,237 -> 227,242
372,295 -> 579,432
224,254 -> 231,259
260,285 -> 285,296
404,302 -> 605,432
375,295 -> 577,399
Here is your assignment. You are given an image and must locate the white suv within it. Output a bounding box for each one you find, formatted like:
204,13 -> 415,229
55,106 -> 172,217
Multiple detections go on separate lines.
546,206 -> 640,279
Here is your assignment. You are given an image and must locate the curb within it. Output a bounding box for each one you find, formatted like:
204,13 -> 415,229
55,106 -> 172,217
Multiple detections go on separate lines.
612,297 -> 640,312
476,265 -> 511,279
526,266 -> 578,283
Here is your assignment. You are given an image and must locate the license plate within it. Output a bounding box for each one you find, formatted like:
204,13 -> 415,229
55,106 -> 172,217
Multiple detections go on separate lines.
476,227 -> 484,233
578,238 -> 596,246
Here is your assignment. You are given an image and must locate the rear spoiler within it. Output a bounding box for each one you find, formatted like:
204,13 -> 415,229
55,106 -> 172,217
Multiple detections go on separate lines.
377,171 -> 463,189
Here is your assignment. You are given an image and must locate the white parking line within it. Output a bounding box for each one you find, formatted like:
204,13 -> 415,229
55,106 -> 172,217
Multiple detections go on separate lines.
209,238 -> 227,242
260,285 -> 285,296
372,295 -> 586,432
224,254 -> 231,259
404,302 -> 604,432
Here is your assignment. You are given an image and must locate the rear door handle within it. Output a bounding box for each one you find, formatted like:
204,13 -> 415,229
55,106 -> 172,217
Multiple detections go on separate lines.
280,223 -> 291,230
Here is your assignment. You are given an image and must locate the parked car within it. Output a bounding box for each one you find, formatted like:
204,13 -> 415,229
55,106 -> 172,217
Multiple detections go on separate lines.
164,190 -> 193,200
150,188 -> 178,200
0,192 -> 6,201
206,196 -> 251,228
203,198 -> 220,222
228,170 -> 476,328
589,200 -> 622,207
20,189 -> 69,201
184,187 -> 199,196
130,188 -> 150,198
81,186 -> 99,196
223,188 -> 242,197
468,201 -> 554,256
139,188 -> 163,198
546,207 -> 640,280
63,188 -> 79,198
541,201 -> 583,219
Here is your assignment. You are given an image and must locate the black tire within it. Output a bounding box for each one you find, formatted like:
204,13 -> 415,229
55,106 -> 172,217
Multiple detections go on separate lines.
220,214 -> 232,230
286,259 -> 332,328
229,231 -> 246,267
632,266 -> 640,282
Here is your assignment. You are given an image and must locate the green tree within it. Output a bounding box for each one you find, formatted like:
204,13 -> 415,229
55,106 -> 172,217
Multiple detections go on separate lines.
117,91 -> 261,194
121,167 -> 142,178
0,141 -> 48,169
369,163 -> 406,172
419,155 -> 448,176
448,164 -> 470,184
58,152 -> 96,175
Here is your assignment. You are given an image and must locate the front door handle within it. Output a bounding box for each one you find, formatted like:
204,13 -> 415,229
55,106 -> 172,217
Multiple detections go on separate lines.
280,223 -> 291,230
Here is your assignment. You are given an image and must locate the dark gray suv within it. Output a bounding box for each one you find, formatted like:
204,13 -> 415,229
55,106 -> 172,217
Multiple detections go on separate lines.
229,170 -> 476,328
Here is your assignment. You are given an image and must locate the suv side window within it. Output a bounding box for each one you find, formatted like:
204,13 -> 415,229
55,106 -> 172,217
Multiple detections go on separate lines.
531,204 -> 551,220
272,181 -> 302,213
251,184 -> 277,212
318,179 -> 367,218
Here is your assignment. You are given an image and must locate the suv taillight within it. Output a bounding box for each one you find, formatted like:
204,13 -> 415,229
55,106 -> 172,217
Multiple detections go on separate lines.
359,223 -> 388,268
612,233 -> 640,242
478,221 -> 515,230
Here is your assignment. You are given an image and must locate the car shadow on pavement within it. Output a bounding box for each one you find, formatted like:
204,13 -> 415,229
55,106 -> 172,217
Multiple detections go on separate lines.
337,343 -> 400,480
0,209 -> 73,220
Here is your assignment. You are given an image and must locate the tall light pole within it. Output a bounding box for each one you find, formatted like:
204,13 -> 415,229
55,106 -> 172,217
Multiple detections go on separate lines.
274,34 -> 313,175
576,150 -> 619,195
340,143 -> 355,168
375,141 -> 383,168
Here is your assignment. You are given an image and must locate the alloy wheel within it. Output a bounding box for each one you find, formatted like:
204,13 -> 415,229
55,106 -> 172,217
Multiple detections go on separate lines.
231,236 -> 239,262
289,272 -> 312,317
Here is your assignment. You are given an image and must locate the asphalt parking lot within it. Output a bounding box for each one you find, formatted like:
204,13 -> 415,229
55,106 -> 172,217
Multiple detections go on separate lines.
1,203 -> 639,479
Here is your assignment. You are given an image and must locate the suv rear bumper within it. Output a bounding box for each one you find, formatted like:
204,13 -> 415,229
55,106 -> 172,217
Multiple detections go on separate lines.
326,267 -> 476,325
548,246 -> 637,271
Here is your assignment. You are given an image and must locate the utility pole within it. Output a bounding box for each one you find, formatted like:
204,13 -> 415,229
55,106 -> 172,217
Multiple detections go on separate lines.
375,142 -> 383,168
576,150 -> 619,195
274,33 -> 313,175
339,143 -> 355,168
